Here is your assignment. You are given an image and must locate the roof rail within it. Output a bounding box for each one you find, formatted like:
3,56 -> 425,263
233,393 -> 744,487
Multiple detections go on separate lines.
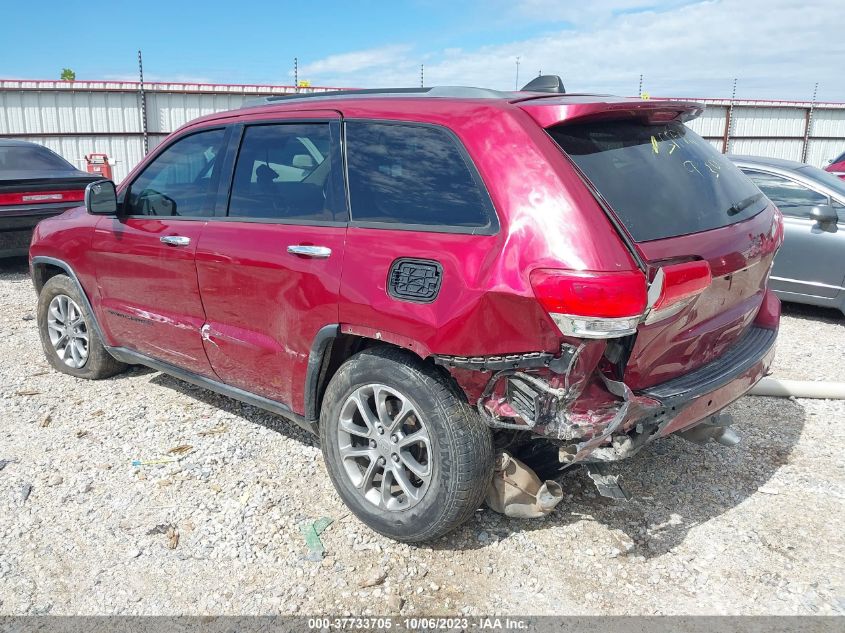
242,85 -> 513,107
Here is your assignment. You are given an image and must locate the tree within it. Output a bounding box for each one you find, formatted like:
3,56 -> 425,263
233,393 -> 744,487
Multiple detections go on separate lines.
60,68 -> 76,81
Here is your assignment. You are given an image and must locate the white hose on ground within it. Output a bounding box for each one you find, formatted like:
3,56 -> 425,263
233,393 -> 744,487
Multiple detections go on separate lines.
749,377 -> 845,399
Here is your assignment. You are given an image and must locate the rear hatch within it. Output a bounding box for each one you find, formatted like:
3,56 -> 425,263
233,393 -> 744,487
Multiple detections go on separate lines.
524,97 -> 779,389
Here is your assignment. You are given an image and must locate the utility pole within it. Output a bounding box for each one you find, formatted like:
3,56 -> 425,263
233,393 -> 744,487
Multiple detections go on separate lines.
638,74 -> 643,97
515,56 -> 520,90
802,82 -> 819,163
722,78 -> 738,154
294,57 -> 298,91
137,50 -> 148,155
420,64 -> 424,88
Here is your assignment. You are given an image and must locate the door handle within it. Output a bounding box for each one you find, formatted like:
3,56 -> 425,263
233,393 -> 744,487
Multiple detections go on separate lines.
160,235 -> 191,246
287,245 -> 332,258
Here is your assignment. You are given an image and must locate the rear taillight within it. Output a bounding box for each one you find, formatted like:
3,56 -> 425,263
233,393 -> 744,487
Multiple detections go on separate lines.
531,261 -> 712,338
0,190 -> 85,206
645,260 -> 712,323
530,269 -> 648,339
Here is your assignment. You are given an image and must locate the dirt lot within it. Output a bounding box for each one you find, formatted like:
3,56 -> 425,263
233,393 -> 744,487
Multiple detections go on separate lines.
1,256 -> 843,616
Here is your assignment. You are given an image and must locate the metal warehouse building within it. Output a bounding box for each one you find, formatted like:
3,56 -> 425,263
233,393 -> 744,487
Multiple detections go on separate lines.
1,79 -> 844,182
0,79 -> 342,182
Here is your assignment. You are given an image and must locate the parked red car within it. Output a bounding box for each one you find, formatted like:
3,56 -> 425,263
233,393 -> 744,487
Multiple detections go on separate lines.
826,150 -> 845,181
29,83 -> 783,541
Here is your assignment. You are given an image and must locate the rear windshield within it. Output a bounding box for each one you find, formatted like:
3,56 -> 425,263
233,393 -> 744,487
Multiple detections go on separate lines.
549,121 -> 767,242
0,145 -> 76,172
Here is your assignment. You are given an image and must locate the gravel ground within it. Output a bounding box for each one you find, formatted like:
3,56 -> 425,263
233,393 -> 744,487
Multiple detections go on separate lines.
1,256 -> 843,616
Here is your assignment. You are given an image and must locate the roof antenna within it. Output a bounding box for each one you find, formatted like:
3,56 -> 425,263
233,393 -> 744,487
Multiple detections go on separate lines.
521,74 -> 565,93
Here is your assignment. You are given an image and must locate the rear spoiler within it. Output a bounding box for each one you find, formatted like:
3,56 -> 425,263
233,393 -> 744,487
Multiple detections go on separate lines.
518,97 -> 704,128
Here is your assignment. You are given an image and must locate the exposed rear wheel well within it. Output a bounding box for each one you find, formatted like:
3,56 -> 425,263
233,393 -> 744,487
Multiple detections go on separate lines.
308,333 -> 454,425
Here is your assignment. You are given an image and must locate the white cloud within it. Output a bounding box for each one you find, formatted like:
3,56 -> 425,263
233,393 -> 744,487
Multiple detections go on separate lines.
299,45 -> 412,77
300,0 -> 844,101
512,0 -> 692,25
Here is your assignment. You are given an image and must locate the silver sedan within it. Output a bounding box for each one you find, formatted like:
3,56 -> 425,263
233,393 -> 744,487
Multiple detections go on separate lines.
730,155 -> 845,315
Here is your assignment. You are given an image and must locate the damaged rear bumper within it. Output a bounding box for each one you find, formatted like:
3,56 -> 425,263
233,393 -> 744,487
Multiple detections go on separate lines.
460,324 -> 777,467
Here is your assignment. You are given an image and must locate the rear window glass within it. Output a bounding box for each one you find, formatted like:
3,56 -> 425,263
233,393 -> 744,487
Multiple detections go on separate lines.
549,121 -> 767,242
345,121 -> 493,229
0,145 -> 75,172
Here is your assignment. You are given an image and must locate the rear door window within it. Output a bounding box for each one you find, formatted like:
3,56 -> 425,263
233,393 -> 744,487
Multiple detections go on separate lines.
345,121 -> 495,231
228,123 -> 344,222
549,121 -> 767,242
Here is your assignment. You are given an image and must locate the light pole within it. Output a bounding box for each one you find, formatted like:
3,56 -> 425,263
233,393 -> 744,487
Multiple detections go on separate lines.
515,56 -> 521,90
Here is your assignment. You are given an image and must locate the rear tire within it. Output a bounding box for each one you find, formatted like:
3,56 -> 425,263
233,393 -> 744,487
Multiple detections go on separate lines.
37,274 -> 126,380
320,347 -> 493,542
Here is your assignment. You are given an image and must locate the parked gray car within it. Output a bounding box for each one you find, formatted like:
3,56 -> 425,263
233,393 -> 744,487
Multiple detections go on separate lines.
730,155 -> 845,315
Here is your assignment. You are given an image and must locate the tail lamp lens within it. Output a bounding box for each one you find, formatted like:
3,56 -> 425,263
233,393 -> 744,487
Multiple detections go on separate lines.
651,260 -> 712,310
530,269 -> 648,339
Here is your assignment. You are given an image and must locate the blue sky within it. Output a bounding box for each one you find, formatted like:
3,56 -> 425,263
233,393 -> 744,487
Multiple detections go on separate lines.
1,0 -> 842,100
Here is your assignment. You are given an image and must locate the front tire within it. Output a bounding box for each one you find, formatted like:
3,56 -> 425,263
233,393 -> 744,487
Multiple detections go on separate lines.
320,347 -> 493,542
37,274 -> 126,380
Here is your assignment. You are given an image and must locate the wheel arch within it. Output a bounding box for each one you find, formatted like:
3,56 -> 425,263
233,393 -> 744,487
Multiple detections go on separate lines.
305,325 -> 453,425
30,256 -> 107,343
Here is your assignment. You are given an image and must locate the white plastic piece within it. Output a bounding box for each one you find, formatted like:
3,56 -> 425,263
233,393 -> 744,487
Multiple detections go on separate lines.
748,377 -> 845,399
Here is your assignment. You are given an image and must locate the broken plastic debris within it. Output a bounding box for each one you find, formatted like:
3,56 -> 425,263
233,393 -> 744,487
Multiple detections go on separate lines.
485,452 -> 564,519
131,458 -> 177,467
300,517 -> 334,561
586,463 -> 631,501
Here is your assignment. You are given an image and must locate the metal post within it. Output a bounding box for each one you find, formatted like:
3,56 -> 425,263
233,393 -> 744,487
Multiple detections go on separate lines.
638,74 -> 643,97
294,57 -> 298,92
801,82 -> 819,163
515,57 -> 520,90
420,64 -> 424,88
722,78 -> 737,154
137,50 -> 148,155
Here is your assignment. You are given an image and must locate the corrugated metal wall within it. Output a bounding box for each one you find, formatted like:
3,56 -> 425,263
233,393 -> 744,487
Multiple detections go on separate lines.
0,80 -> 341,181
683,99 -> 845,167
2,81 -> 845,181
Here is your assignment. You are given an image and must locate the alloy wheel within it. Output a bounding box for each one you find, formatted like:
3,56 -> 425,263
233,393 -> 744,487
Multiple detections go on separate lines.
337,383 -> 432,511
46,294 -> 89,368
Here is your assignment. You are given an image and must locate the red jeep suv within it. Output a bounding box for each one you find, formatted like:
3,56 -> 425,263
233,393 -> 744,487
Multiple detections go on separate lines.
29,85 -> 783,542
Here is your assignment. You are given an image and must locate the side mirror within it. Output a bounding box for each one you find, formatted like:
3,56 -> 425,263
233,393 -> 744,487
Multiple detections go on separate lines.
810,204 -> 838,225
84,180 -> 117,215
